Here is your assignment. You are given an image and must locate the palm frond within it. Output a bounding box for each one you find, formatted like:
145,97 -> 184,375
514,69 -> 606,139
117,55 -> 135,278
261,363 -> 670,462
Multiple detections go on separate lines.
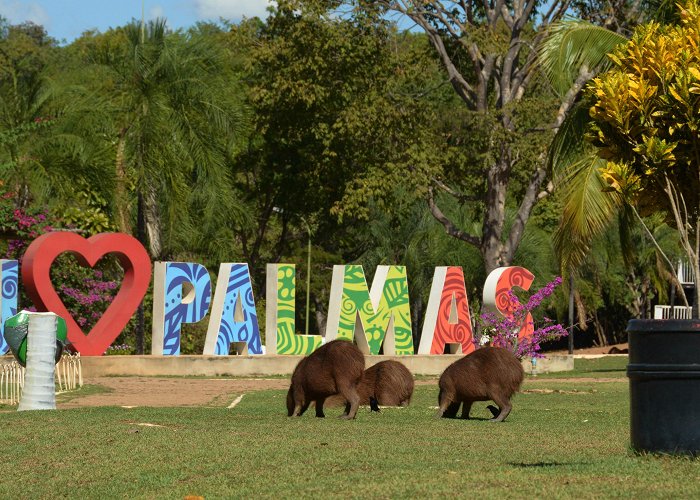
553,153 -> 624,273
538,20 -> 627,96
548,98 -> 596,178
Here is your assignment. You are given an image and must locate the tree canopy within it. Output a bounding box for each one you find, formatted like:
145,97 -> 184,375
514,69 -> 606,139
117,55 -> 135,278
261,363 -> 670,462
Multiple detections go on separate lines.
0,0 -> 684,351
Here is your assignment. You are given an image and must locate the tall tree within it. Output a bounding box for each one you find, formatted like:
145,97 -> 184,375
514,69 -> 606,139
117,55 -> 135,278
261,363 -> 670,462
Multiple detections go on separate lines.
0,21 -> 55,207
74,19 -> 242,259
236,3 -> 440,271
338,0 -> 584,273
588,3 -> 700,315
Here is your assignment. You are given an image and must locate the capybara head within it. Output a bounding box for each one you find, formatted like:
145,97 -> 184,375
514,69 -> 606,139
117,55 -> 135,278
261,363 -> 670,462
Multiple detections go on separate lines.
437,346 -> 524,422
359,360 -> 414,410
287,339 -> 365,418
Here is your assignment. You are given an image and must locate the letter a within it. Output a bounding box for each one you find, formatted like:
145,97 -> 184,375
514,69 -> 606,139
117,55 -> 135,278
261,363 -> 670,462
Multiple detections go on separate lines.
419,266 -> 474,354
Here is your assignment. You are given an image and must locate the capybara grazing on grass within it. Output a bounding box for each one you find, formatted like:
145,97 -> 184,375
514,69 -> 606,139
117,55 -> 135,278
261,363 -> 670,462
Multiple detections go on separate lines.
359,360 -> 414,412
436,347 -> 524,422
287,339 -> 365,419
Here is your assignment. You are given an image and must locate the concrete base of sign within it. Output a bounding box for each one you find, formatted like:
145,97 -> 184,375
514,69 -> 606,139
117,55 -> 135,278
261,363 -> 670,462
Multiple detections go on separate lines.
1,353 -> 575,377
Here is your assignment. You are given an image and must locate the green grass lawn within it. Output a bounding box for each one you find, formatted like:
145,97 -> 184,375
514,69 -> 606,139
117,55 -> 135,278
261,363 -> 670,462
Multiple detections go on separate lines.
1,360 -> 698,499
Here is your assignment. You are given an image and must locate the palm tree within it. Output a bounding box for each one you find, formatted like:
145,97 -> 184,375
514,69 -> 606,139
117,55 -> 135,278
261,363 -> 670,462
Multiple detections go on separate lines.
82,19 -> 243,259
538,13 -> 689,307
0,22 -> 63,207
538,21 -> 628,273
75,19 -> 244,353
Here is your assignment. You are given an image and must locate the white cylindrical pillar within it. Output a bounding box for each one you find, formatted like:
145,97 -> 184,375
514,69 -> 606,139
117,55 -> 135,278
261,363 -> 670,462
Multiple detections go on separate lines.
18,312 -> 58,411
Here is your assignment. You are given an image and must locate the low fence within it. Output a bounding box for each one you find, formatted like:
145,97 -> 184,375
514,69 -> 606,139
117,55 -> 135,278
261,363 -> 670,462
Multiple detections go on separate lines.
0,353 -> 83,405
653,305 -> 693,319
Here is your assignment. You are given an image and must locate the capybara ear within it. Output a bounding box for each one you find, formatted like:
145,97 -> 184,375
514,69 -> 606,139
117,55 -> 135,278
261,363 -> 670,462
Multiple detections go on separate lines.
286,387 -> 295,416
369,397 -> 380,412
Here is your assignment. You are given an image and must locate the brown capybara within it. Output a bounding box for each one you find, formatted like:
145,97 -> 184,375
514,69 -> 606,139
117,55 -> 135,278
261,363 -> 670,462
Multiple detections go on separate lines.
436,346 -> 524,422
287,339 -> 365,419
359,360 -> 415,412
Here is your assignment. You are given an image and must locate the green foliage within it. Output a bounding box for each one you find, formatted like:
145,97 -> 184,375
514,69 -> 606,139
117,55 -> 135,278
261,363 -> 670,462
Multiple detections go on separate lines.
60,183 -> 116,235
248,2 -> 440,223
72,19 -> 246,259
538,20 -> 627,96
0,5 -> 673,347
0,22 -> 55,206
590,3 -> 700,217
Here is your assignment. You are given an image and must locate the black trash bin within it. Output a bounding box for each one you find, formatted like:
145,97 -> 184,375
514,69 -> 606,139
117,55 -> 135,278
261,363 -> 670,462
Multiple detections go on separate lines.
627,319 -> 700,455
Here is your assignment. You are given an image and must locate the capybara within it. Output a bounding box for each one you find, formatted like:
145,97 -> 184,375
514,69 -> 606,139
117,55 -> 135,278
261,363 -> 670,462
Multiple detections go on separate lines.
436,346 -> 524,422
359,360 -> 414,412
286,339 -> 365,419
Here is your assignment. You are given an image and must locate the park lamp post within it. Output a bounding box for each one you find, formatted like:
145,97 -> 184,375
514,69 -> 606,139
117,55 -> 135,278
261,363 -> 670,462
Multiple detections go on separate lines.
273,207 -> 312,336
300,216 -> 312,336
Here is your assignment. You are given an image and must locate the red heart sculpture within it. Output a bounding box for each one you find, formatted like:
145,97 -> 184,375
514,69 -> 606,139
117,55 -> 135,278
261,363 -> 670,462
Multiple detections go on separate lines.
22,232 -> 152,356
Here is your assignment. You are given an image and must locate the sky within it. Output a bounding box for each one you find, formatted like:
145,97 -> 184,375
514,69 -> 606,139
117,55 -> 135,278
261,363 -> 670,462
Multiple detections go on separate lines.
0,0 -> 276,43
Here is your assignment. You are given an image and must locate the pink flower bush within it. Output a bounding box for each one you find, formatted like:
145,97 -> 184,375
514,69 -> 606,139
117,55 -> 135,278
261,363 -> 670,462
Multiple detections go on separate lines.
3,206 -> 54,258
476,277 -> 567,359
59,279 -> 119,328
0,195 -> 121,335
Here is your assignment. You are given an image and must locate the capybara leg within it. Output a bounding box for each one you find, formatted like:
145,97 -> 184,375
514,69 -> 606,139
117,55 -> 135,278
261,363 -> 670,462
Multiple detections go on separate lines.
435,389 -> 452,418
369,397 -> 381,412
315,398 -> 326,418
297,401 -> 311,416
488,395 -> 512,422
460,401 -> 473,419
436,389 -> 457,418
444,402 -> 460,418
339,386 -> 360,419
486,405 -> 500,418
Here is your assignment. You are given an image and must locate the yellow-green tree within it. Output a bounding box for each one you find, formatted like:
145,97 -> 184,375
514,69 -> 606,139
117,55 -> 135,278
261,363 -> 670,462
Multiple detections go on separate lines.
589,0 -> 700,315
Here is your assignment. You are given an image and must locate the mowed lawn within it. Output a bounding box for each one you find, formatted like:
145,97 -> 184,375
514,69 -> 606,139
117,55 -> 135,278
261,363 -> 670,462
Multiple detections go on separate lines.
1,358 -> 699,498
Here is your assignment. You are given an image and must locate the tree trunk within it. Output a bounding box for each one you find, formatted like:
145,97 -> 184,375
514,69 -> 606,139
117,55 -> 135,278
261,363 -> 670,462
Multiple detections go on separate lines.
694,262 -> 699,319
568,274 -> 574,354
411,294 -> 422,353
143,183 -> 162,259
115,129 -> 132,234
482,156 -> 510,273
136,193 -> 146,355
593,311 -> 608,346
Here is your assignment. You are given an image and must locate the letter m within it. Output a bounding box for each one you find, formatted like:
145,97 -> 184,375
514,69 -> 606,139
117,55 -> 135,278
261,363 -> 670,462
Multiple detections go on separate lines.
325,265 -> 413,355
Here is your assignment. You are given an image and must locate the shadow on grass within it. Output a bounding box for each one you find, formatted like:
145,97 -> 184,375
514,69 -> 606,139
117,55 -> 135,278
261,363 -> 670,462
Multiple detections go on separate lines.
440,416 -> 494,421
508,461 -> 588,468
585,368 -> 626,373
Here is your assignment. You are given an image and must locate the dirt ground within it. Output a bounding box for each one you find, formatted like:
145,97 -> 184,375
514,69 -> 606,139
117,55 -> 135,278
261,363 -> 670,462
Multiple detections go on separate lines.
60,376 -> 429,409
58,377 -> 290,409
